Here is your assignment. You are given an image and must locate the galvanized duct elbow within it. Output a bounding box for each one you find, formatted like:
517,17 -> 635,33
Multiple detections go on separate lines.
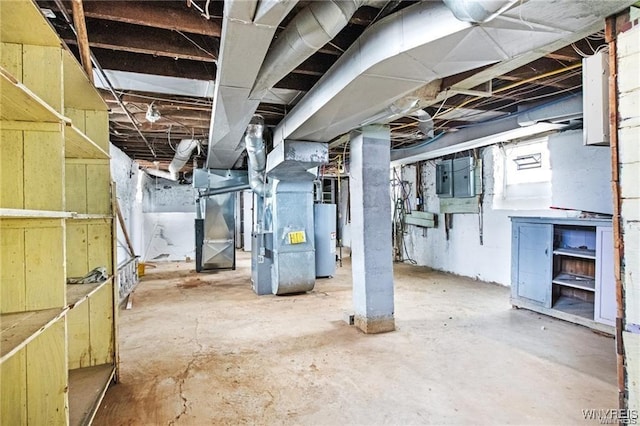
442,0 -> 519,23
251,0 -> 380,97
145,138 -> 199,181
245,115 -> 271,197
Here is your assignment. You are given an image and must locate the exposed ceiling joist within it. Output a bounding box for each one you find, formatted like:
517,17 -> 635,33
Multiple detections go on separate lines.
63,19 -> 218,62
81,0 -> 222,37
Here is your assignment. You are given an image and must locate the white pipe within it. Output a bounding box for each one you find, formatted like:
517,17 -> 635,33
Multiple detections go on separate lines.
145,138 -> 200,181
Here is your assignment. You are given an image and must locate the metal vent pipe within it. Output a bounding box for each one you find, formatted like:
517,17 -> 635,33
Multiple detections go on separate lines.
442,0 -> 518,23
145,138 -> 199,181
245,115 -> 271,197
251,0 -> 383,97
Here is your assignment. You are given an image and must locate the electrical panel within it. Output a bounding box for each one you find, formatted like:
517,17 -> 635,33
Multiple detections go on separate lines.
583,50 -> 609,146
453,157 -> 475,198
436,157 -> 475,198
435,160 -> 453,198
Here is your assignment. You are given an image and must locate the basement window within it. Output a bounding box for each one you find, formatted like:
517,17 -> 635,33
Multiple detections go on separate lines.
513,153 -> 542,170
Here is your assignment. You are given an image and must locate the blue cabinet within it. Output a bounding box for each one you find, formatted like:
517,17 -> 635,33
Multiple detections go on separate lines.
511,217 -> 614,333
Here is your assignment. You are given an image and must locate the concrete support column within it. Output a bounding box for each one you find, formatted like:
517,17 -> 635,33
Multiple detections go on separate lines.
349,125 -> 395,333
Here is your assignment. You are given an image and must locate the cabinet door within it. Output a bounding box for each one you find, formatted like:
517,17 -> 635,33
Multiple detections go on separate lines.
512,222 -> 553,307
595,227 -> 616,325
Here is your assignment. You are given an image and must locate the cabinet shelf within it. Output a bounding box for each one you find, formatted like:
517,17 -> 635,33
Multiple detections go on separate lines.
0,308 -> 67,363
0,67 -> 67,123
553,247 -> 596,259
552,273 -> 595,292
68,364 -> 115,426
66,277 -> 113,309
65,123 -> 110,159
552,295 -> 594,320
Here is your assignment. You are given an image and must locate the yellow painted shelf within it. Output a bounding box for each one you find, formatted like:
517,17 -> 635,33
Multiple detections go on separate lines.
0,67 -> 66,123
68,364 -> 115,426
65,123 -> 110,159
62,50 -> 107,112
66,277 -> 113,309
0,308 -> 68,363
69,214 -> 113,220
0,0 -> 61,47
0,209 -> 72,219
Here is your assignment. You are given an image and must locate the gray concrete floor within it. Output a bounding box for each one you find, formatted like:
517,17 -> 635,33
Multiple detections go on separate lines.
95,251 -> 617,425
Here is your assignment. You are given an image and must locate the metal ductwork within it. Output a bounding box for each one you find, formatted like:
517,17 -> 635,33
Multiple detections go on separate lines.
206,0 -> 298,170
245,115 -> 271,197
442,0 -> 519,23
272,0 -> 634,146
251,0 -> 381,97
145,138 -> 199,181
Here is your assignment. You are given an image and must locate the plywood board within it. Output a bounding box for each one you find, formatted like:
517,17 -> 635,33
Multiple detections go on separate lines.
0,308 -> 65,361
0,0 -> 61,47
66,222 -> 89,278
84,110 -> 109,151
22,45 -> 62,113
1,227 -> 25,313
0,67 -> 65,122
86,163 -> 111,215
88,222 -> 113,275
0,130 -> 24,209
65,162 -> 88,214
62,50 -> 106,112
65,124 -> 110,159
0,42 -> 22,83
68,364 -> 114,426
25,225 -> 65,310
26,319 -> 68,425
67,302 -> 91,369
65,107 -> 86,133
24,130 -> 63,211
89,283 -> 114,365
0,347 -> 27,424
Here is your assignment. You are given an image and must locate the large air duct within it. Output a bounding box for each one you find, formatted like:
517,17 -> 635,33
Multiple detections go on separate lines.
442,0 -> 518,23
244,115 -> 271,197
252,0 -> 382,97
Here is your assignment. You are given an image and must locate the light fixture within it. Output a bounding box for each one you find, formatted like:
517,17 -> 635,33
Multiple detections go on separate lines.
145,103 -> 161,123
40,8 -> 56,18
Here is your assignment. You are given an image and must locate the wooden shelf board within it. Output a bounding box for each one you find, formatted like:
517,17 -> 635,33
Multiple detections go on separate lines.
69,214 -> 112,220
0,67 -> 66,123
0,0 -> 61,47
0,308 -> 67,363
553,247 -> 596,259
62,50 -> 107,112
552,295 -> 594,320
0,209 -> 71,219
552,273 -> 595,292
68,364 -> 115,426
65,123 -> 110,159
66,277 -> 113,309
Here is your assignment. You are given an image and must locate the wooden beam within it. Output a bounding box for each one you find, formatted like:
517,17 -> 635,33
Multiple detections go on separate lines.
274,73 -> 317,91
71,0 -> 93,83
90,48 -> 216,80
63,19 -> 218,62
81,1 -> 222,37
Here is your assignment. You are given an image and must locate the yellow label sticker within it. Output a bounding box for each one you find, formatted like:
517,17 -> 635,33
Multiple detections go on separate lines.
288,231 -> 306,244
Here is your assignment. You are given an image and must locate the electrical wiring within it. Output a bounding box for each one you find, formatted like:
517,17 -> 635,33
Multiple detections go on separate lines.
175,30 -> 216,58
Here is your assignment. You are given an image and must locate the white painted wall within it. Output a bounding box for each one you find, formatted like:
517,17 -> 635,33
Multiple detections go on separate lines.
110,144 -> 144,265
141,177 -> 196,262
400,130 -> 613,286
618,23 -> 640,411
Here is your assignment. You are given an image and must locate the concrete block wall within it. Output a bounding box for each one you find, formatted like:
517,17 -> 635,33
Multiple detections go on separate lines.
617,23 -> 640,411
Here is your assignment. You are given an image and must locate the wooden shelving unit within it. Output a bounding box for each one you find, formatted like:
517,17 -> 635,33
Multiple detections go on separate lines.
0,1 -> 117,424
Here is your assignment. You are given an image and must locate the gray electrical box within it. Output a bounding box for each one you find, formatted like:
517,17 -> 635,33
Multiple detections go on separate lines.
435,160 -> 453,198
452,157 -> 475,198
